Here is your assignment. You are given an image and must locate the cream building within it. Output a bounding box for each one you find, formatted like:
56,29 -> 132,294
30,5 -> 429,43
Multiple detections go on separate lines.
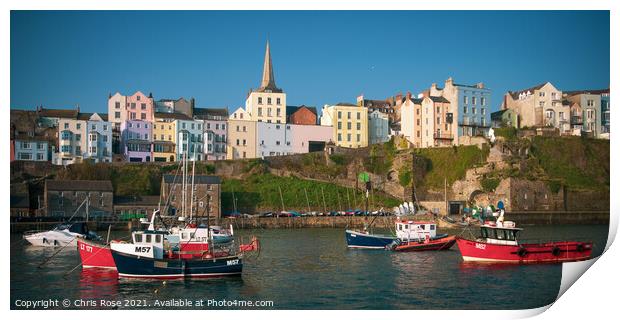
227,108 -> 257,159
244,42 -> 287,124
500,82 -> 570,133
399,93 -> 423,147
320,103 -> 368,148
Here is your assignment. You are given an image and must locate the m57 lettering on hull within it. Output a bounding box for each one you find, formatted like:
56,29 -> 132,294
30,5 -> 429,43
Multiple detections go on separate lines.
475,243 -> 486,250
135,247 -> 151,253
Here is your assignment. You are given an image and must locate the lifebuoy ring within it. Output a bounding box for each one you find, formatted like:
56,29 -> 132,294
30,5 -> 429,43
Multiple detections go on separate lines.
576,244 -> 585,252
552,246 -> 561,257
517,247 -> 528,257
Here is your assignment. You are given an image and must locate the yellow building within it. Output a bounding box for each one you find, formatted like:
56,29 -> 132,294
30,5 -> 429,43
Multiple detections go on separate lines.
152,118 -> 176,162
226,108 -> 257,160
320,103 -> 368,148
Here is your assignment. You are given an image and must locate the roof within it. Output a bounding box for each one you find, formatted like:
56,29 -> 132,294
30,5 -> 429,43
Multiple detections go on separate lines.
113,195 -> 160,206
335,102 -> 358,107
286,105 -> 317,116
508,83 -> 547,99
163,174 -> 221,185
154,112 -> 193,121
193,108 -> 229,119
429,96 -> 450,103
37,107 -> 79,119
361,99 -> 390,108
46,180 -> 113,192
491,109 -> 511,120
563,88 -> 610,96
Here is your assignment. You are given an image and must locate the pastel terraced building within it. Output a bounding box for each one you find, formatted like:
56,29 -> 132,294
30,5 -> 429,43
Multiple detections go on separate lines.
368,110 -> 390,145
499,82 -> 568,133
121,119 -> 152,162
56,112 -> 112,164
194,108 -> 229,161
175,118 -> 204,161
320,103 -> 368,148
227,108 -> 257,160
564,88 -> 608,137
108,91 -> 155,154
428,77 -> 491,144
152,114 -> 178,162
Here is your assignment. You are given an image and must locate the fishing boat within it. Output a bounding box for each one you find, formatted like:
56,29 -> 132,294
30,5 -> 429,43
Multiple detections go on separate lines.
456,220 -> 593,263
78,237 -> 116,269
110,228 -> 243,279
345,229 -> 397,249
388,220 -> 456,251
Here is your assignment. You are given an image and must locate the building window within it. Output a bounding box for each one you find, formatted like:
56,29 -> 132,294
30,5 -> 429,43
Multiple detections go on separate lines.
481,97 -> 486,106
141,113 -> 146,120
357,112 -> 360,120
463,106 -> 467,114
356,134 -> 360,142
131,103 -> 136,109
36,153 -> 44,161
37,142 -> 44,150
64,123 -> 69,129
277,98 -> 281,105
338,133 -> 342,141
472,96 -> 477,105
267,97 -> 272,105
337,111 -> 342,119
587,100 -> 595,107
115,102 -> 120,109
539,101 -> 545,107
115,112 -> 120,119
258,107 -> 262,116
141,103 -> 146,110
258,97 -> 263,104
347,122 -> 351,130
539,92 -> 545,97
347,133 -> 351,141
472,107 -> 476,114
357,123 -> 361,130
463,96 -> 468,104
75,134 -> 81,141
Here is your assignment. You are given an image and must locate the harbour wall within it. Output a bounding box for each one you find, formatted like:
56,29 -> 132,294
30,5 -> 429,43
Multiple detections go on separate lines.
9,211 -> 609,233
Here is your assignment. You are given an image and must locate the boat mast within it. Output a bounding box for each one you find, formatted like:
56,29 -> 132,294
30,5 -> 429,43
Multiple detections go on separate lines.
189,146 -> 196,223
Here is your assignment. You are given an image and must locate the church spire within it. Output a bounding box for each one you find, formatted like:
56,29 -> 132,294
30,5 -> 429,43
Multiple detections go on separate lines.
259,41 -> 279,92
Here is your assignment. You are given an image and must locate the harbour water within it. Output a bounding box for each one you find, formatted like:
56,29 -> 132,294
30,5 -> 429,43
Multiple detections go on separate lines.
10,224 -> 608,310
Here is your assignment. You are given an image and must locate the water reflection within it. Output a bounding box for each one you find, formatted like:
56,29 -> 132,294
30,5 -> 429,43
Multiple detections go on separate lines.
79,268 -> 119,300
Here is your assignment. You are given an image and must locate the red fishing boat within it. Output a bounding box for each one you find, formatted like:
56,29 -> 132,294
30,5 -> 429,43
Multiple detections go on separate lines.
391,235 -> 457,252
456,221 -> 593,263
78,238 -> 116,269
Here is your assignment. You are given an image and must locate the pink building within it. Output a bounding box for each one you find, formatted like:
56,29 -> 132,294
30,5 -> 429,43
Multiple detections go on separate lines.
125,91 -> 154,122
290,124 -> 333,153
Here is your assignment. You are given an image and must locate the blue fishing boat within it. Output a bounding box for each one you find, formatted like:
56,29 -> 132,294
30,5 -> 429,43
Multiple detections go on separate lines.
345,229 -> 396,249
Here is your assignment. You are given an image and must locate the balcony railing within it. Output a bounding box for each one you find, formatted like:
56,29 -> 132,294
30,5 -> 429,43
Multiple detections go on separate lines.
433,133 -> 454,140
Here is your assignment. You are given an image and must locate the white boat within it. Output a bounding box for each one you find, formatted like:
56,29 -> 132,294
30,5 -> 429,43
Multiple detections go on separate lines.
23,222 -> 99,247
23,198 -> 100,247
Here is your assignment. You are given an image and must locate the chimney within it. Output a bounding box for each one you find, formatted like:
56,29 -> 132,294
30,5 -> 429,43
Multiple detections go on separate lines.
406,91 -> 412,100
477,82 -> 485,89
431,83 -> 437,90
108,92 -> 112,99
446,77 -> 454,87
356,95 -> 364,106
149,92 -> 153,98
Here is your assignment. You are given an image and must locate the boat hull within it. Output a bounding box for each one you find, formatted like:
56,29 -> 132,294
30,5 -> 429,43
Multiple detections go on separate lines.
78,239 -> 116,269
456,237 -> 593,263
111,250 -> 243,279
393,235 -> 457,252
345,230 -> 396,249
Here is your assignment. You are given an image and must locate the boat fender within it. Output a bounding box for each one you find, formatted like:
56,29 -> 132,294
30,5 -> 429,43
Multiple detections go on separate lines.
552,246 -> 561,257
517,247 -> 528,257
576,244 -> 585,252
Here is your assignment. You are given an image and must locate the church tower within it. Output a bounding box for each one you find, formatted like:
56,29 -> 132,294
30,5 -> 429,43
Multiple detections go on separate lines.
245,41 -> 287,123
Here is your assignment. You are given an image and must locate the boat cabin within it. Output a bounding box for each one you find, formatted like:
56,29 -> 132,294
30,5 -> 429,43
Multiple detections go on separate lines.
395,220 -> 437,241
478,221 -> 522,245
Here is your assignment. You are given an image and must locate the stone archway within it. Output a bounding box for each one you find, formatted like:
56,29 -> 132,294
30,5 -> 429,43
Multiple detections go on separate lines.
468,190 -> 487,205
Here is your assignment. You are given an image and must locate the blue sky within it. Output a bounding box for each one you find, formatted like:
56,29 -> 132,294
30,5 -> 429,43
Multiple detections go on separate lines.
11,11 -> 610,114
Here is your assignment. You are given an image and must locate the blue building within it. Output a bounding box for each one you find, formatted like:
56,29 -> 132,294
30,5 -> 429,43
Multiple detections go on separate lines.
368,110 -> 390,145
601,91 -> 610,133
429,77 -> 491,143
